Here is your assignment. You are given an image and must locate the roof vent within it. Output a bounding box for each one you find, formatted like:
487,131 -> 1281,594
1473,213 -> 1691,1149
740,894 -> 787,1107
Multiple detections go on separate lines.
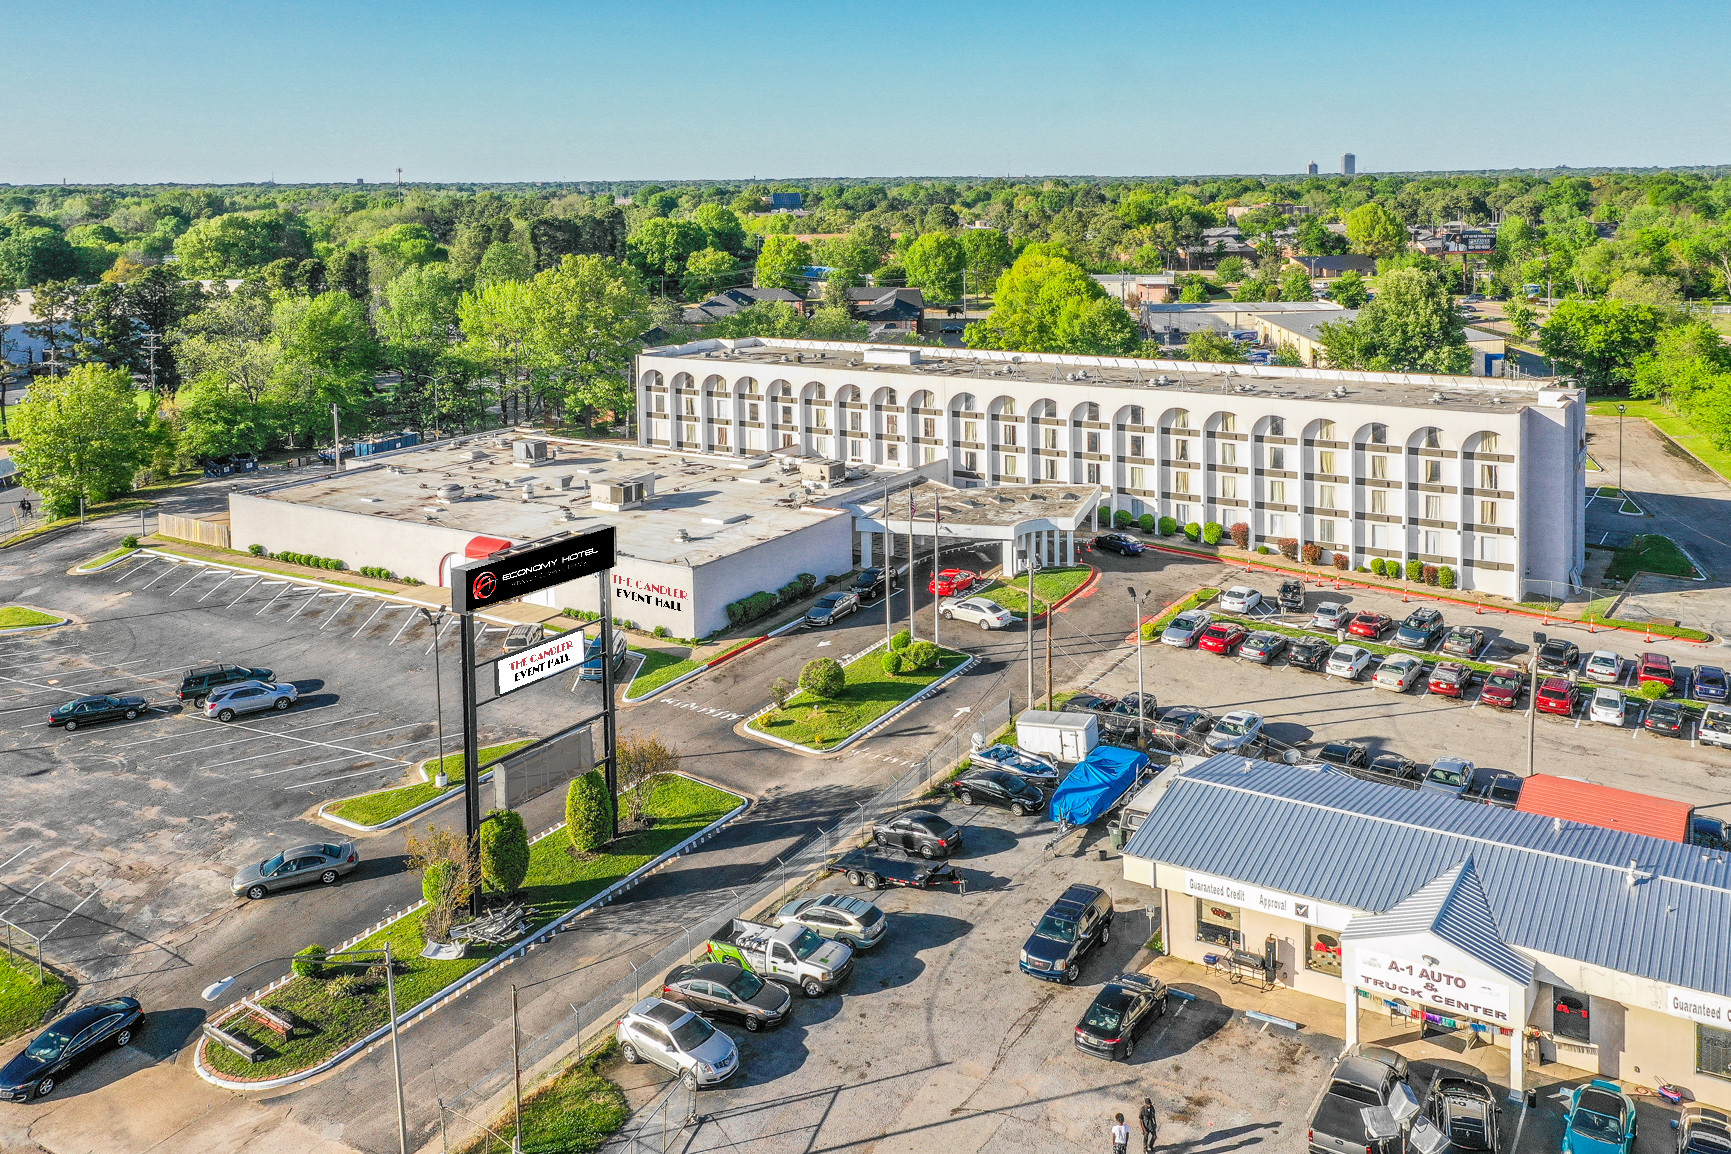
1625,859 -> 1654,889
674,527 -> 690,541
436,483 -> 464,503
1429,393 -> 1444,404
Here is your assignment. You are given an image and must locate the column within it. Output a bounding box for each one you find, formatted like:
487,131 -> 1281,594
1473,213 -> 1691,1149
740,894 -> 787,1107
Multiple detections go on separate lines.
1003,537 -> 1016,576
1344,984 -> 1360,1050
860,530 -> 872,568
1066,530 -> 1074,564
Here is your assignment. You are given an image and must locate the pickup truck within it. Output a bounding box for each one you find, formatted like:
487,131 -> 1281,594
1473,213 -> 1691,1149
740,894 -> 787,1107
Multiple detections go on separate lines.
827,848 -> 958,891
704,918 -> 853,998
1309,1048 -> 1416,1154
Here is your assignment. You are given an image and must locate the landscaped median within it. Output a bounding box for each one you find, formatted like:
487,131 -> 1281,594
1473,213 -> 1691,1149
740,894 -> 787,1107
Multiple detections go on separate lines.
623,635 -> 766,702
974,565 -> 1094,618
1604,533 -> 1701,583
72,545 -> 138,573
320,741 -> 537,831
0,606 -> 67,632
199,774 -> 745,1085
745,639 -> 971,752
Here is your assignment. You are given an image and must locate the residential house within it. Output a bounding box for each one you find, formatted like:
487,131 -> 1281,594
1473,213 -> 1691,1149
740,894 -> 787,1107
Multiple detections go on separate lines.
1090,273 -> 1177,305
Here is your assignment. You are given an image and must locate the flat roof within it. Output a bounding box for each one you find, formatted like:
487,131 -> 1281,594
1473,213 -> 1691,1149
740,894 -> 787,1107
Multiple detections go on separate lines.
245,434 -> 898,569
854,481 -> 1099,532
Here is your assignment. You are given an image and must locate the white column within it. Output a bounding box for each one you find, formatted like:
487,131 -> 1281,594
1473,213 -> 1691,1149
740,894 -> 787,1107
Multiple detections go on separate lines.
1508,985 -> 1532,1101
860,530 -> 872,568
1066,530 -> 1075,564
1003,537 -> 1016,576
1344,984 -> 1360,1050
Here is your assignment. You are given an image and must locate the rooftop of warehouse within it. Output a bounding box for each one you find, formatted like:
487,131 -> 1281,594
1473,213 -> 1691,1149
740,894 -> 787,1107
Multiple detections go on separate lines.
642,337 -> 1573,415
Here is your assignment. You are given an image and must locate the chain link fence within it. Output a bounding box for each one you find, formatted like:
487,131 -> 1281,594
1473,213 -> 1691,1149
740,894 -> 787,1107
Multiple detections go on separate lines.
436,695 -> 1014,1154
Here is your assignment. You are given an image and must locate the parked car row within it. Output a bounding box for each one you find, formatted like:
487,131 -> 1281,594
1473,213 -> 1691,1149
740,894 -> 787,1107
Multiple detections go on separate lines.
50,662 -> 303,733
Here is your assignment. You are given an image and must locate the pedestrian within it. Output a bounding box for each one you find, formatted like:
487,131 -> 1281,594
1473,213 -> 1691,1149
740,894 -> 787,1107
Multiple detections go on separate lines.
1140,1097 -> 1158,1153
1112,1112 -> 1130,1154
19,498 -> 30,518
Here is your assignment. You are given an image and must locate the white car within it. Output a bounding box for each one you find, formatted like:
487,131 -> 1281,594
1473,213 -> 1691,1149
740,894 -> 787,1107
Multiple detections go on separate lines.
1589,687 -> 1627,727
942,596 -> 1014,630
205,680 -> 299,722
1326,644 -> 1373,680
1372,654 -> 1424,692
1160,610 -> 1214,647
1311,602 -> 1349,631
1703,706 -> 1731,750
616,997 -> 740,1088
1219,586 -> 1263,613
1582,650 -> 1624,684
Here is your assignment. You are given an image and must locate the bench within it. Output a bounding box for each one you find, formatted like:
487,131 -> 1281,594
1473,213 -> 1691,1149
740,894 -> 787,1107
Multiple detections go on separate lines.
202,1022 -> 263,1063
237,999 -> 294,1039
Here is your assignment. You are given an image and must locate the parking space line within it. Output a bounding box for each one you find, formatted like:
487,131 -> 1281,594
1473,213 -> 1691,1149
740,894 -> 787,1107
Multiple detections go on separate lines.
198,573 -> 247,602
319,595 -> 357,629
39,886 -> 102,943
0,846 -> 37,876
167,567 -> 214,596
427,615 -> 459,654
137,707 -> 378,754
389,611 -> 423,645
351,600 -> 393,638
225,577 -> 267,607
290,590 -> 344,621
193,721 -> 424,770
0,861 -> 73,919
116,559 -> 162,583
138,562 -> 179,590
253,582 -> 296,615
247,734 -> 439,779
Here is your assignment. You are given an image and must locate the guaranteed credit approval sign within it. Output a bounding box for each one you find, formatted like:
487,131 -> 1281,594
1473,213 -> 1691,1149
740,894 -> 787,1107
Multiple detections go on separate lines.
497,633 -> 581,696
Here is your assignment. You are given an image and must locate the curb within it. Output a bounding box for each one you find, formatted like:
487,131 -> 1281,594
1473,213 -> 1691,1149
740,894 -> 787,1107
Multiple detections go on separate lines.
70,548 -> 140,575
195,779 -> 751,1091
623,625 -> 786,704
317,768 -> 499,833
986,566 -> 1099,623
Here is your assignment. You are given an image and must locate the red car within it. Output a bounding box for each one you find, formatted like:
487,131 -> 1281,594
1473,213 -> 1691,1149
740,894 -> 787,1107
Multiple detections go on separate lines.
1347,612 -> 1392,639
1535,676 -> 1576,717
1197,622 -> 1248,655
928,569 -> 979,596
1637,652 -> 1675,694
1479,666 -> 1524,708
1427,661 -> 1471,698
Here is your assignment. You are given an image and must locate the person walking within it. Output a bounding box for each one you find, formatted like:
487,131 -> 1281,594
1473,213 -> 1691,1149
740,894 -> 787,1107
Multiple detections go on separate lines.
1112,1113 -> 1131,1154
1139,1097 -> 1158,1153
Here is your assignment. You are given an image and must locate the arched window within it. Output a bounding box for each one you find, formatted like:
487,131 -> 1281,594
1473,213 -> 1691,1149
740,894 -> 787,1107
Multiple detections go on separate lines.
1218,413 -> 1236,432
1369,423 -> 1387,444
1000,398 -> 1017,417
1172,409 -> 1191,428
1479,432 -> 1499,452
1086,402 -> 1100,421
952,392 -> 977,412
882,389 -> 897,406
1315,419 -> 1336,441
1420,427 -> 1441,449
1267,416 -> 1285,437
810,383 -> 827,401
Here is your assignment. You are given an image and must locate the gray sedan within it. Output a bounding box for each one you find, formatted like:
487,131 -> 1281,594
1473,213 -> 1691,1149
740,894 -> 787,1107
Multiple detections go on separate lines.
231,842 -> 359,900
204,680 -> 298,722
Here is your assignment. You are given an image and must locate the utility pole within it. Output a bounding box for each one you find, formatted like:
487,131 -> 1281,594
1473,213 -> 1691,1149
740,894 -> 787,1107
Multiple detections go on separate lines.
1025,546 -> 1036,709
884,484 -> 893,650
906,487 -> 918,641
331,403 -> 343,471
1526,631 -> 1543,778
931,495 -> 941,648
1128,587 -> 1149,746
396,167 -> 404,202
1617,404 -> 1627,497
143,330 -> 160,394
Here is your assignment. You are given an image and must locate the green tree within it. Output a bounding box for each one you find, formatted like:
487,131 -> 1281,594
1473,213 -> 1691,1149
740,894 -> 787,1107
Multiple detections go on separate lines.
11,363 -> 150,517
626,217 -> 707,288
1178,277 -> 1211,303
1330,269 -> 1369,308
904,233 -> 966,302
174,374 -> 275,459
958,228 -> 1014,293
1232,276 -> 1280,302
1503,300 -> 1537,344
265,291 -> 378,446
377,263 -> 462,395
526,254 -> 653,424
170,283 -> 278,402
964,251 -> 1136,355
1538,297 -> 1666,389
1295,215 -> 1349,256
681,247 -> 740,299
1317,267 -> 1471,374
367,223 -> 446,266
1279,267 -> 1315,302
565,770 -> 611,854
1344,202 -> 1407,258
479,808 -> 530,895
172,210 -> 306,276
692,204 -> 746,256
1631,322 -> 1731,451
459,278 -> 539,424
799,657 -> 845,699
0,228 -> 79,287
1214,256 -> 1248,283
754,235 -> 812,292
475,241 -> 534,289
1181,331 -> 1247,363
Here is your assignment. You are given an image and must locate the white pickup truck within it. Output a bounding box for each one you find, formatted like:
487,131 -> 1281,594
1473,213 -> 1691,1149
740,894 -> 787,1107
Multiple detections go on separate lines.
706,918 -> 854,998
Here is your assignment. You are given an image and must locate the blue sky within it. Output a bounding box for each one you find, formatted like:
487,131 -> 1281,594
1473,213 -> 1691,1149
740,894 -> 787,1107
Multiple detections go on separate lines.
8,0 -> 1728,183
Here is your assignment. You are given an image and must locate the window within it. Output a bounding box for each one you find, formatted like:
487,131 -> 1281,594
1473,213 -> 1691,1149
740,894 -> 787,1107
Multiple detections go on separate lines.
1370,490 -> 1388,515
715,426 -> 729,446
683,423 -> 696,443
1044,427 -> 1058,449
1268,514 -> 1287,535
883,389 -> 897,406
1424,495 -> 1443,520
1319,519 -> 1337,544
1371,524 -> 1390,548
962,450 -> 977,471
1128,405 -> 1144,426
1477,536 -> 1499,563
922,417 -> 935,438
1479,500 -> 1497,525
1175,438 -> 1190,461
1316,420 -> 1336,441
1220,475 -> 1238,500
848,439 -> 862,459
1318,484 -> 1337,510
1171,408 -> 1189,428
1086,462 -> 1100,483
1130,435 -> 1145,458
1195,898 -> 1241,948
1424,530 -> 1442,554
1174,471 -> 1191,494
683,396 -> 696,415
1268,416 -> 1285,436
747,402 -> 759,422
1268,447 -> 1286,471
1420,460 -> 1440,484
654,394 -> 666,413
963,421 -> 979,443
812,385 -> 826,401
1318,450 -> 1337,475
1479,432 -> 1499,453
1479,463 -> 1500,490
1218,413 -> 1237,432
1370,455 -> 1388,480
1129,466 -> 1146,489
780,405 -> 793,425
1000,399 -> 1017,417
1001,423 -> 1018,446
887,443 -> 899,462
1268,480 -> 1286,504
925,446 -> 939,464
1422,428 -> 1441,449
1369,423 -> 1387,444
1002,456 -> 1020,478
886,414 -> 898,435
1698,1025 -> 1731,1078
1305,925 -> 1342,977
849,411 -> 861,432
1086,431 -> 1100,453
1220,442 -> 1237,466
1086,403 -> 1099,421
1044,457 -> 1058,480
813,408 -> 828,428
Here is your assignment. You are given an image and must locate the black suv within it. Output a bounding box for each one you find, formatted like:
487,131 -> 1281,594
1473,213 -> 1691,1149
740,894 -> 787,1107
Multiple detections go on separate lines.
852,567 -> 897,602
178,664 -> 274,707
1313,740 -> 1370,771
1099,693 -> 1159,742
1020,884 -> 1113,983
1288,635 -> 1332,671
1394,608 -> 1445,650
1535,638 -> 1580,675
1148,706 -> 1216,751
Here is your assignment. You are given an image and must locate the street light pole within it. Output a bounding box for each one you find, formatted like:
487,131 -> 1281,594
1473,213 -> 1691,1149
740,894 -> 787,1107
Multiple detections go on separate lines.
331,402 -> 343,471
1616,403 -> 1627,497
1128,587 -> 1148,746
1025,548 -> 1038,709
1527,630 -> 1544,778
419,608 -> 449,785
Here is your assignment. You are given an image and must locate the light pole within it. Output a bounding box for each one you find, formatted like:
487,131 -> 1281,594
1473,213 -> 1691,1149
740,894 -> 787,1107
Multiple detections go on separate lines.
418,608 -> 449,786
203,945 -> 408,1154
883,483 -> 894,651
1127,587 -> 1150,746
1526,631 -> 1544,778
1616,403 -> 1627,498
1025,548 -> 1039,709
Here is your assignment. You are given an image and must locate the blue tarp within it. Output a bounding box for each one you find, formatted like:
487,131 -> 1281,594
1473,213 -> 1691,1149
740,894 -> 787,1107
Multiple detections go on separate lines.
1048,745 -> 1149,826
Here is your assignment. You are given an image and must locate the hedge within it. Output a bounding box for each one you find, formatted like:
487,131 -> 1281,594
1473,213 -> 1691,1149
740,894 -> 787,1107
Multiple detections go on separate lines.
903,640 -> 940,670
1158,516 -> 1178,536
274,551 -> 347,570
726,590 -> 777,626
293,944 -> 328,979
1229,522 -> 1250,549
1202,522 -> 1223,545
1114,510 -> 1133,528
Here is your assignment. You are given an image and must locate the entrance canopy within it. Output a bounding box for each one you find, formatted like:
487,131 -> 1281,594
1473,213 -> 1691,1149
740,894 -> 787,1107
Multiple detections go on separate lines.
849,481 -> 1101,575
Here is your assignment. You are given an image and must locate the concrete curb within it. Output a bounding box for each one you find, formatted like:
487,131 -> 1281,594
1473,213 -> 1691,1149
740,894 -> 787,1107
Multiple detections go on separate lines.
317,768 -> 499,834
621,632 -> 778,705
194,778 -> 750,1092
70,548 -> 141,574
0,618 -> 71,636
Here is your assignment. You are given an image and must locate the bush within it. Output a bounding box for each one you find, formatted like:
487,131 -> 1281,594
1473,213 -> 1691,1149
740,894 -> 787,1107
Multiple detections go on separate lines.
247,543 -> 264,556
1138,513 -> 1156,533
1114,510 -> 1133,528
1638,679 -> 1669,701
119,534 -> 139,549
292,944 -> 327,979
1229,522 -> 1250,549
652,625 -> 669,638
1301,542 -> 1323,565
359,566 -> 395,580
479,808 -> 529,895
1158,516 -> 1178,536
727,590 -> 777,625
565,770 -> 611,854
1438,565 -> 1457,589
1256,545 -> 1271,555
1422,565 -> 1440,586
1405,559 -> 1424,581
1184,522 -> 1201,541
1370,557 -> 1387,576
880,650 -> 903,675
1333,552 -> 1349,570
1356,566 -> 1370,573
903,640 -> 940,670
1202,522 -> 1223,545
1277,537 -> 1299,560
799,657 -> 845,699
1098,504 -> 1112,527
422,860 -> 453,909
890,629 -> 911,651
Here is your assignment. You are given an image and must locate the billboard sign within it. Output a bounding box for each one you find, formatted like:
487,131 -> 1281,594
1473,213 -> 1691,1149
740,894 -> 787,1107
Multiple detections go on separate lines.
1348,948 -> 1515,1024
452,527 -> 615,613
496,632 -> 583,696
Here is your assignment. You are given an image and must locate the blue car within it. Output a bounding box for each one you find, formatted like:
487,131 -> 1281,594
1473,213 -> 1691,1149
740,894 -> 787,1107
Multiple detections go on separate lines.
1092,532 -> 1145,557
578,631 -> 628,682
1561,1079 -> 1636,1154
1696,666 -> 1729,703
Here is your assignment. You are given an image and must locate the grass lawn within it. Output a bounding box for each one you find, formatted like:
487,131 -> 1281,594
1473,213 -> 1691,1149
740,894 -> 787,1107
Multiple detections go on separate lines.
1594,486 -> 1643,515
455,1042 -> 628,1154
1588,399 -> 1731,484
626,636 -> 764,698
747,646 -> 969,749
147,544 -> 401,593
0,606 -> 64,629
76,546 -> 133,571
0,953 -> 67,1042
205,775 -> 741,1079
323,740 -> 537,827
975,566 -> 1092,616
1606,534 -> 1700,582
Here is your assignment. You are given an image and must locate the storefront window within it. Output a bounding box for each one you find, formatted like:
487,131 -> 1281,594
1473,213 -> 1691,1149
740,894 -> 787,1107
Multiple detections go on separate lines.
1305,926 -> 1342,977
1553,994 -> 1591,1043
1195,898 -> 1240,948
1700,1025 -> 1731,1079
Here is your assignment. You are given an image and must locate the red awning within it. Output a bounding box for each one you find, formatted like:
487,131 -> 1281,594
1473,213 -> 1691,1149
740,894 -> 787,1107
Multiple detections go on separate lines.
1514,774 -> 1692,843
465,536 -> 512,559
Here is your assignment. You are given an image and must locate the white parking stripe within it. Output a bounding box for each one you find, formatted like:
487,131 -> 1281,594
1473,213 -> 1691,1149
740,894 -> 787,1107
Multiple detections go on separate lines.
351,600 -> 392,638
133,706 -> 375,752
138,562 -> 179,589
245,734 -> 442,778
318,594 -> 356,629
192,721 -> 425,770
225,577 -> 266,608
0,861 -> 73,919
167,567 -> 214,596
39,886 -> 103,942
0,845 -> 38,876
253,583 -> 296,616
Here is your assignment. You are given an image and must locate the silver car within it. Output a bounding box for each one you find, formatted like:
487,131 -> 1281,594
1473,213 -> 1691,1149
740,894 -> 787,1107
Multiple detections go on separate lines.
1160,610 -> 1214,648
231,842 -> 359,899
1310,602 -> 1348,631
942,596 -> 1014,630
205,679 -> 298,722
1204,710 -> 1264,754
774,893 -> 888,950
616,997 -> 740,1088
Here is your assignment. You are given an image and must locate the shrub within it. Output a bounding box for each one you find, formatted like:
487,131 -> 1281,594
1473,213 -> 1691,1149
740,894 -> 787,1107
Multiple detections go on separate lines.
1257,545 -> 1272,555
1158,516 -> 1178,536
1356,566 -> 1370,572
1139,513 -> 1156,533
1438,565 -> 1457,589
768,677 -> 795,709
903,640 -> 940,670
1140,620 -> 1158,640
1638,678 -> 1669,701
1202,522 -> 1223,545
1333,552 -> 1349,570
727,590 -> 777,625
1114,510 -> 1133,528
1229,522 -> 1250,549
479,808 -> 529,895
1184,522 -> 1201,541
1370,557 -> 1387,576
880,650 -> 903,676
359,566 -> 395,580
799,657 -> 846,699
292,944 -> 327,979
247,543 -> 264,555
565,770 -> 611,854
117,534 -> 138,549
890,629 -> 911,651
1277,537 -> 1299,560
1098,504 -> 1111,527
1405,559 -> 1424,581
422,860 -> 453,908
1301,542 -> 1323,565
652,625 -> 669,638
1422,564 -> 1440,586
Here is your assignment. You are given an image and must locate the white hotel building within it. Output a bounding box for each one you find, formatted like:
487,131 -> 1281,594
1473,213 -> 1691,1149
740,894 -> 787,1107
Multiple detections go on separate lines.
636,338 -> 1587,598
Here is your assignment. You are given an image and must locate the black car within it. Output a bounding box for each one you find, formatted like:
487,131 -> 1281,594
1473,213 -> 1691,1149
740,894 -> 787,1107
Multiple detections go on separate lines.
1440,626 -> 1488,659
1238,631 -> 1290,664
1475,771 -> 1523,808
1019,884 -> 1113,983
1061,692 -> 1119,720
1644,698 -> 1687,737
1349,751 -> 1422,789
1394,608 -> 1446,650
949,768 -> 1044,817
1147,706 -> 1216,752
1423,1073 -> 1501,1154
1100,692 -> 1160,741
867,809 -> 962,859
1313,740 -> 1371,771
1092,532 -> 1145,557
47,694 -> 149,731
661,961 -> 792,1032
0,999 -> 142,1101
1074,973 -> 1168,1061
852,566 -> 897,601
1675,1106 -> 1731,1154
1536,638 -> 1581,675
177,663 -> 274,707
1278,579 -> 1305,612
1288,635 -> 1333,672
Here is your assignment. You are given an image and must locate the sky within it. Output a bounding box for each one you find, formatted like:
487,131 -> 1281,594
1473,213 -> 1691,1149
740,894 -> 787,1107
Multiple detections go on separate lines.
6,0 -> 1729,185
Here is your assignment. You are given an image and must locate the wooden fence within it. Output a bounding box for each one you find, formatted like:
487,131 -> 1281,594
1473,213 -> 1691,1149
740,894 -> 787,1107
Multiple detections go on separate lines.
157,514 -> 231,550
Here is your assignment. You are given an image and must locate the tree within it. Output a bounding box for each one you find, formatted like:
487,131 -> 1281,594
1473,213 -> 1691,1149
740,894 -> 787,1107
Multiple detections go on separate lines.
692,204 -> 746,256
616,734 -> 678,826
1054,295 -> 1139,355
1214,256 -> 1248,283
958,228 -> 1014,293
799,657 -> 845,700
1344,203 -> 1407,258
478,808 -> 529,895
626,217 -> 706,288
405,823 -> 477,944
1180,331 -> 1247,363
1232,276 -> 1280,302
367,223 -> 446,267
376,263 -> 463,414
1330,269 -> 1369,308
0,228 -> 78,287
11,363 -> 150,517
460,278 -> 538,424
1503,300 -> 1537,344
265,291 -> 378,446
170,282 -> 278,402
1279,267 -> 1315,302
1295,215 -> 1349,256
526,255 -> 653,423
754,235 -> 812,292
965,251 -> 1136,355
565,770 -> 611,854
475,241 -> 534,289
174,374 -> 275,459
125,267 -> 205,391
1538,297 -> 1666,389
1316,267 -> 1471,374
904,233 -> 966,302
1177,277 -> 1211,303
681,247 -> 740,300
172,210 -> 306,276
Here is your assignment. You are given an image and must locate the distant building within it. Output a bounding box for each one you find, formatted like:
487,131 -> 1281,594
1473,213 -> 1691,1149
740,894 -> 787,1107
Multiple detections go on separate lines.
769,192 -> 803,210
680,286 -> 811,325
1410,223 -> 1497,256
1224,203 -> 1313,222
1307,161 -> 1319,176
1341,153 -> 1356,175
1286,254 -> 1378,280
1090,273 -> 1178,305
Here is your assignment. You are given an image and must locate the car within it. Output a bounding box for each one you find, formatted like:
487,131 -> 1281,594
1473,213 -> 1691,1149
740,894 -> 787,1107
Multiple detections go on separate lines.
1326,644 -> 1372,680
968,743 -> 1059,783
1644,698 -> 1688,738
1704,706 -> 1731,751
1475,771 -> 1523,808
773,893 -> 888,950
949,768 -> 1045,816
1690,816 -> 1728,851
1422,1073 -> 1501,1154
1583,650 -> 1624,684
867,809 -> 961,859
1312,740 -> 1370,771
205,680 -> 298,722
1697,666 -> 1730,703
1019,884 -> 1113,983
1160,610 -> 1214,647
1277,579 -> 1305,612
1358,751 -> 1423,789
1440,626 -> 1489,659
616,997 -> 740,1088
0,998 -> 143,1101
1204,710 -> 1263,754
1197,622 -> 1249,655
1536,638 -> 1581,675
578,629 -> 629,681
942,596 -> 1014,630
177,664 -> 276,707
1478,666 -> 1524,708
1219,586 -> 1262,613
1147,705 -> 1216,751
502,623 -> 544,654
1347,612 -> 1393,640
1287,635 -> 1333,672
1638,652 -> 1676,693
661,961 -> 791,1032
927,568 -> 978,596
1372,654 -> 1425,692
1420,755 -> 1475,798
230,842 -> 360,899
1673,1107 -> 1731,1154
852,566 -> 897,601
1394,607 -> 1446,649
46,694 -> 149,731
1238,631 -> 1289,664
1428,661 -> 1472,698
1074,973 -> 1168,1061
1589,688 -> 1627,727
1310,602 -> 1349,631
1560,1078 -> 1636,1154
1092,532 -> 1145,556
804,590 -> 860,627
1060,692 -> 1118,720
1536,676 -> 1577,717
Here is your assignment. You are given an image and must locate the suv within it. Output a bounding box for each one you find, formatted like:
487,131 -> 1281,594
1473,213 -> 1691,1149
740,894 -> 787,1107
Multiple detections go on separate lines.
1536,638 -> 1580,675
1420,755 -> 1475,797
206,680 -> 298,722
178,664 -> 274,707
1394,608 -> 1445,650
615,997 -> 740,1088
1020,884 -> 1114,983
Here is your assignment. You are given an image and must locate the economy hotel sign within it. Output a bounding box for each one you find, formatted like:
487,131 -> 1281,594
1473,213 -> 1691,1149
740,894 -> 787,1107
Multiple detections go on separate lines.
452,527 -> 616,613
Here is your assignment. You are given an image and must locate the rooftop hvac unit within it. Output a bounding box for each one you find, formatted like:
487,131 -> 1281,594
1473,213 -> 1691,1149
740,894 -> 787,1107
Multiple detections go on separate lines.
592,472 -> 655,511
513,439 -> 549,464
799,459 -> 846,485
